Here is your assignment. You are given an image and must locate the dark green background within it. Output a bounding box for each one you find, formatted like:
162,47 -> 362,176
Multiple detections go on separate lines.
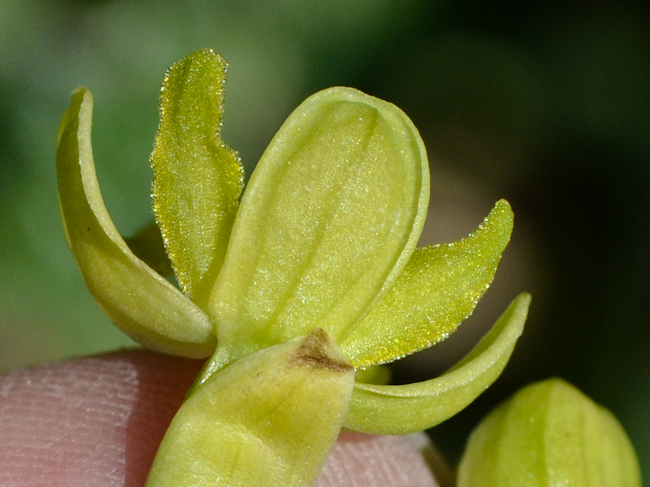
1,0 -> 648,479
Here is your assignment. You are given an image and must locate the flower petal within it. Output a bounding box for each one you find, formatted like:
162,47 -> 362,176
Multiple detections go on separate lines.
342,293 -> 530,435
145,329 -> 355,487
151,49 -> 244,308
341,200 -> 514,368
209,87 -> 429,367
56,87 -> 216,358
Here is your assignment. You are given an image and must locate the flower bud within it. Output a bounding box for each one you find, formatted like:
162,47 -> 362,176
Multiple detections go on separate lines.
458,378 -> 641,487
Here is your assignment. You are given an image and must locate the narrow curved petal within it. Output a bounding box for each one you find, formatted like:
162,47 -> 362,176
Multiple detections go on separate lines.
151,49 -> 244,309
341,200 -> 514,368
209,87 -> 429,367
56,87 -> 216,358
145,329 -> 355,487
342,293 -> 530,435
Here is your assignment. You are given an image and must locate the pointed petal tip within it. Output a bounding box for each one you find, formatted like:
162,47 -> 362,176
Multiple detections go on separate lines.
472,199 -> 514,243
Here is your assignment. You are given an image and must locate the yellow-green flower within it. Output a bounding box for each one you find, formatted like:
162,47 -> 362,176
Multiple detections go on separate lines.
56,49 -> 530,486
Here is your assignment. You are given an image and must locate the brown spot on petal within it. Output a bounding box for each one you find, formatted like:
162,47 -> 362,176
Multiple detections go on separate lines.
292,328 -> 354,373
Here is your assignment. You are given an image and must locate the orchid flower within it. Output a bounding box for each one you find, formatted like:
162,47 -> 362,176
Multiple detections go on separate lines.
56,49 -> 530,486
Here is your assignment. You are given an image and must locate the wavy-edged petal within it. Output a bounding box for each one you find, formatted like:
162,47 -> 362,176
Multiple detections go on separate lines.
209,87 -> 429,367
152,49 -> 244,308
341,200 -> 514,368
342,293 -> 530,435
56,87 -> 216,358
145,329 -> 355,487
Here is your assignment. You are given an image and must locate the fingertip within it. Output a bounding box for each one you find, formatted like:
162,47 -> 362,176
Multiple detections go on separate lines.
0,350 -> 203,486
318,432 -> 440,487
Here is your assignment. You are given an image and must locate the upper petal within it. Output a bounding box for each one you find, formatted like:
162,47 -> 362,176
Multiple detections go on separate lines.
56,87 -> 216,358
343,293 -> 530,435
151,49 -> 244,309
209,87 -> 429,367
340,200 -> 514,368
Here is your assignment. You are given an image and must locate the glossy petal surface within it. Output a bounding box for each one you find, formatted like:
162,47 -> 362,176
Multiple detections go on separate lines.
145,329 -> 355,487
56,88 -> 215,358
343,293 -> 530,435
341,200 -> 513,368
458,379 -> 642,487
209,87 -> 429,367
152,49 -> 244,308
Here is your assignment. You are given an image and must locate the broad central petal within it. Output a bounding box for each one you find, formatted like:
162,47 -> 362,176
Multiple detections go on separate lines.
209,87 -> 429,365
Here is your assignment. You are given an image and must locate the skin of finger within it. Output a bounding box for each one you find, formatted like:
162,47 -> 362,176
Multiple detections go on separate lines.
0,350 -> 439,487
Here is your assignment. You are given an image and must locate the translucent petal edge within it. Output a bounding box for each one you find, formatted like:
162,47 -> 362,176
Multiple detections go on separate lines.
342,293 -> 530,435
56,87 -> 216,358
342,199 -> 514,368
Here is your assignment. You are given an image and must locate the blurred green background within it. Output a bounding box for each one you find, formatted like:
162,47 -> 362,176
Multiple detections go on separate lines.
1,0 -> 648,478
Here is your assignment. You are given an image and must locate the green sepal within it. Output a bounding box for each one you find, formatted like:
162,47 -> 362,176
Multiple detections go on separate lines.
145,328 -> 355,487
209,86 -> 429,370
458,378 -> 642,487
342,293 -> 530,435
341,200 -> 514,368
151,48 -> 244,309
56,87 -> 216,358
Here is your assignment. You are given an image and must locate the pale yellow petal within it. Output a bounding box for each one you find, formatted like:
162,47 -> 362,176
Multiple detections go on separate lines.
341,200 -> 514,368
342,293 -> 530,435
152,49 -> 244,308
56,87 -> 216,358
209,87 -> 429,369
